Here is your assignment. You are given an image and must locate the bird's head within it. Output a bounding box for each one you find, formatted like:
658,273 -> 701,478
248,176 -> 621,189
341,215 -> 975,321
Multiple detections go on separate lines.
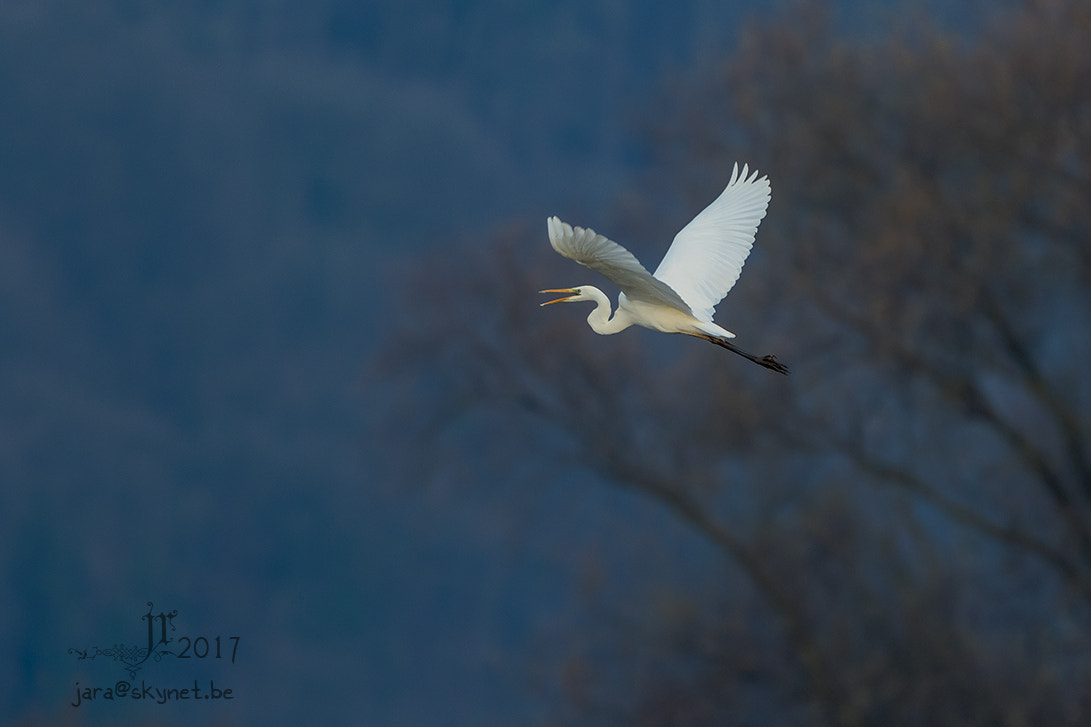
538,287 -> 587,306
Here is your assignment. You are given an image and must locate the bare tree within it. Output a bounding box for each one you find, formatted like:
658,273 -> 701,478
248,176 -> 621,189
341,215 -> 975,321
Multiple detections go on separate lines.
665,0 -> 1091,596
376,1 -> 1091,724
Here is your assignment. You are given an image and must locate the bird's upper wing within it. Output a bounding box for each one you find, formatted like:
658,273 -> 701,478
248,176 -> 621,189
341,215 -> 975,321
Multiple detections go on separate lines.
547,216 -> 692,313
652,163 -> 771,322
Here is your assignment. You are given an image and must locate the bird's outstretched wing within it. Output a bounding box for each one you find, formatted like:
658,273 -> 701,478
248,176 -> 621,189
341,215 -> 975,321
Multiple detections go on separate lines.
547,216 -> 692,313
653,163 -> 771,322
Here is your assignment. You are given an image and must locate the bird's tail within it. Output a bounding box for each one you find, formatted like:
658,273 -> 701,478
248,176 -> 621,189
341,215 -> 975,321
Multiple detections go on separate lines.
686,332 -> 790,375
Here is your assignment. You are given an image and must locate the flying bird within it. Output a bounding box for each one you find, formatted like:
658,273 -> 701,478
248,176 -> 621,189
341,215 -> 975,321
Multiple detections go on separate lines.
540,163 -> 788,374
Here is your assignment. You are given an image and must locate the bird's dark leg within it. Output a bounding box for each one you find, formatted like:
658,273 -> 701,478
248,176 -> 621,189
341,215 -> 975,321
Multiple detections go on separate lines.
686,333 -> 790,375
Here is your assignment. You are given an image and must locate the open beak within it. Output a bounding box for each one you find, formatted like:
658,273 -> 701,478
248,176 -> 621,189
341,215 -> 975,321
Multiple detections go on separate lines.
539,288 -> 577,306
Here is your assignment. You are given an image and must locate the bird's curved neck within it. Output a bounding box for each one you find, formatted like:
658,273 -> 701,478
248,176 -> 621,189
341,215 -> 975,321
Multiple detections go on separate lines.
583,287 -> 631,335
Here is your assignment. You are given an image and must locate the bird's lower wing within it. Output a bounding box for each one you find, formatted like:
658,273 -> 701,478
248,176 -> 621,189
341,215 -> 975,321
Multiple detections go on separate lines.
547,216 -> 692,313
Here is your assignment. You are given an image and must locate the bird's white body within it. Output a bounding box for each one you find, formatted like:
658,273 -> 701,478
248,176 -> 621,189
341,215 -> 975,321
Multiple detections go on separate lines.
593,291 -> 733,338
541,163 -> 788,373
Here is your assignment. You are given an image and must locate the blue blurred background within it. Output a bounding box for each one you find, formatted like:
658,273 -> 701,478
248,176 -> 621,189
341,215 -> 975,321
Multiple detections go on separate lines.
3,1 -> 1088,725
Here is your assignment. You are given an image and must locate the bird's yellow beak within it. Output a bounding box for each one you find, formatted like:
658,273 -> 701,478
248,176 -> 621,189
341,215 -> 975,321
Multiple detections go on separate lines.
539,288 -> 578,306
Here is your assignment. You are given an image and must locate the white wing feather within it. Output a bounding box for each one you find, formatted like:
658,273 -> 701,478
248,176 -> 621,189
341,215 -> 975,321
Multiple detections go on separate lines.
653,163 -> 771,322
547,216 -> 692,313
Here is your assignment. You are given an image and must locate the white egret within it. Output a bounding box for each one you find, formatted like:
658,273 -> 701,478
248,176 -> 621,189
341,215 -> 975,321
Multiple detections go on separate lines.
540,163 -> 788,374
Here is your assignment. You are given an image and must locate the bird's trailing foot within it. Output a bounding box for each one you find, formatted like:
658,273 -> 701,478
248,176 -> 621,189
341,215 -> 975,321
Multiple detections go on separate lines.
687,333 -> 790,375
756,354 -> 790,375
